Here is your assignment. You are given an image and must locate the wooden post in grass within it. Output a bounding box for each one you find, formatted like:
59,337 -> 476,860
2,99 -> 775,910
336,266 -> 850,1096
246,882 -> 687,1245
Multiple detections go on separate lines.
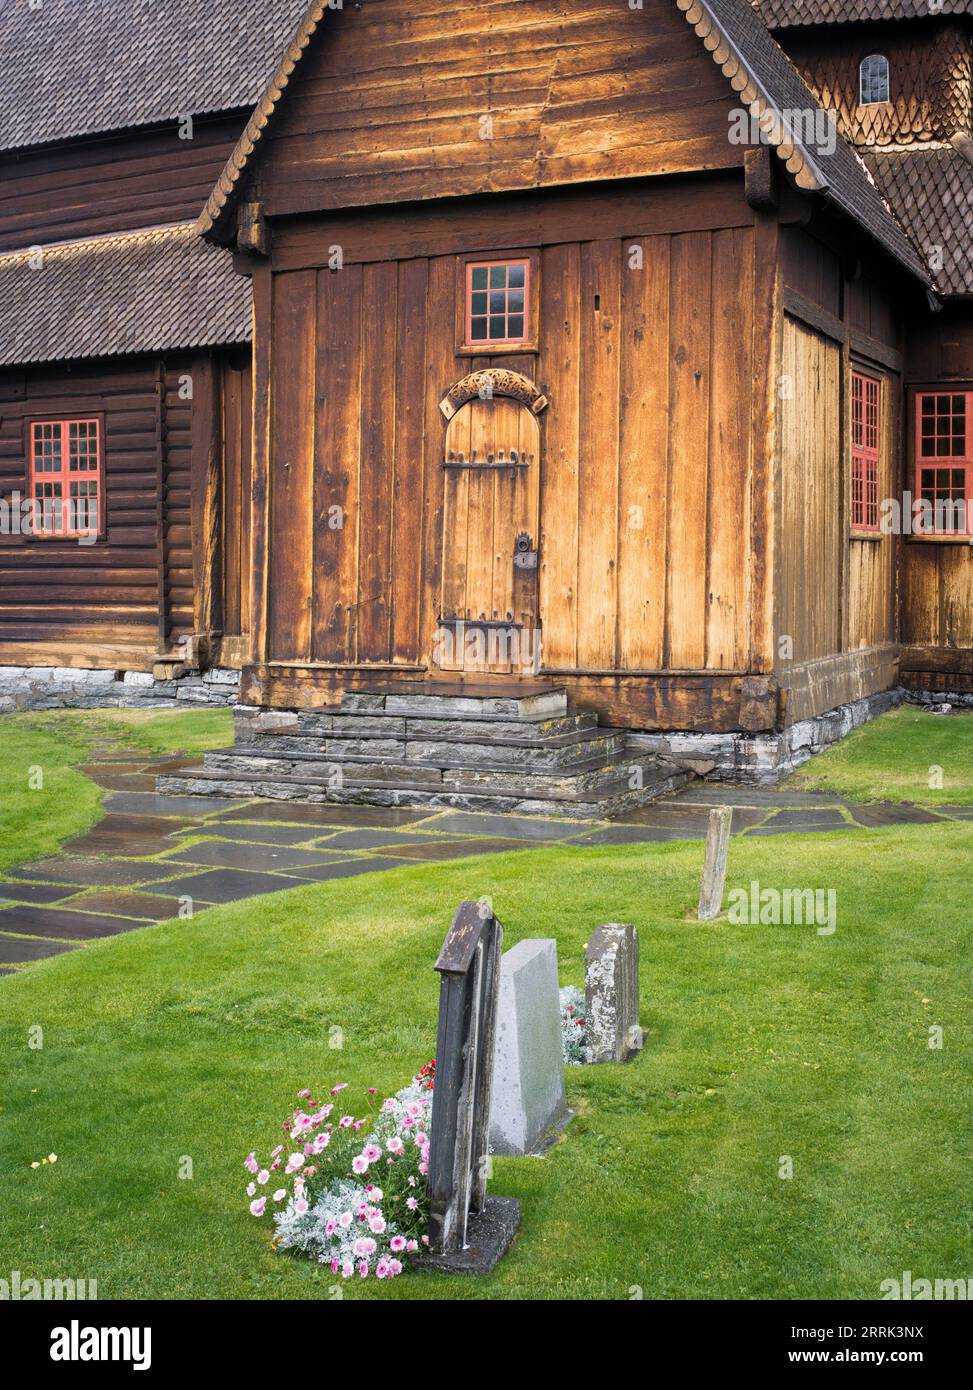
698,807 -> 733,920
422,901 -> 520,1274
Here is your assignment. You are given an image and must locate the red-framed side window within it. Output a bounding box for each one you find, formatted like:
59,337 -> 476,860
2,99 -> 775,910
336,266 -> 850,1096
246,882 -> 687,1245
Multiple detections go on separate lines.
914,391 -> 973,535
465,259 -> 530,347
28,418 -> 103,538
851,369 -> 881,532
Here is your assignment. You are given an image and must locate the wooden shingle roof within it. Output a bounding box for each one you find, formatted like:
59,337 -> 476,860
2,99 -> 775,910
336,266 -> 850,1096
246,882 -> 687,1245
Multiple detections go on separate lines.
0,0 -> 310,154
758,1 -> 972,28
866,147 -> 973,295
0,225 -> 251,366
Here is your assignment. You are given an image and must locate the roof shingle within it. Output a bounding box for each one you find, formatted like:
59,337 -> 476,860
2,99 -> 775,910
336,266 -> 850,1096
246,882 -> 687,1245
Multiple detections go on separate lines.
683,0 -> 932,283
0,0 -> 310,154
865,147 -> 973,295
0,224 -> 251,367
758,1 -> 973,28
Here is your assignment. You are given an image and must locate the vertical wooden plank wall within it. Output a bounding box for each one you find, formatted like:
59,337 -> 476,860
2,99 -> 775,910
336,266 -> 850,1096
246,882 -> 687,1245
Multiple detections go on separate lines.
262,229 -> 756,679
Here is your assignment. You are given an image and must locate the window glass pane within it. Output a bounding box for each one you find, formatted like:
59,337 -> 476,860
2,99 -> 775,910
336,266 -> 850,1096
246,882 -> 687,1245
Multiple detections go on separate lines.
859,54 -> 889,104
471,267 -> 488,291
489,316 -> 506,339
489,265 -> 507,289
470,316 -> 488,340
507,263 -> 525,289
507,315 -> 525,339
489,290 -> 506,314
471,291 -> 488,316
508,289 -> 525,313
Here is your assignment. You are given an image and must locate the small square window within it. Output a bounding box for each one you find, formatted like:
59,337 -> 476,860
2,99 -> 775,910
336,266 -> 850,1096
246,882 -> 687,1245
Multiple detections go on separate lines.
465,259 -> 531,346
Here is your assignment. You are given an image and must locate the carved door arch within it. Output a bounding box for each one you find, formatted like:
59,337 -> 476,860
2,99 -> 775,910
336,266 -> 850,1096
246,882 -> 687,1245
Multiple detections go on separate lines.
435,371 -> 545,675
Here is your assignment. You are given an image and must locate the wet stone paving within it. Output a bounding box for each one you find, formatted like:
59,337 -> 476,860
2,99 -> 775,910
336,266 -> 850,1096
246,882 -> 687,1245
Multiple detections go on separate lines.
0,744 -> 968,972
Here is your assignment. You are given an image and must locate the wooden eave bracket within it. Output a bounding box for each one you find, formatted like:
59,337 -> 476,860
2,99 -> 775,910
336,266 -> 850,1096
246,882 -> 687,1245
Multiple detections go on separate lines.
675,0 -> 828,196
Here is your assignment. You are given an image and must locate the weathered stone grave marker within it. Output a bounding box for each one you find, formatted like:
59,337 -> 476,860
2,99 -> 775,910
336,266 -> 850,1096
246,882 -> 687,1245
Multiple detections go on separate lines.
489,938 -> 569,1156
585,923 -> 643,1063
697,806 -> 733,920
422,900 -> 521,1274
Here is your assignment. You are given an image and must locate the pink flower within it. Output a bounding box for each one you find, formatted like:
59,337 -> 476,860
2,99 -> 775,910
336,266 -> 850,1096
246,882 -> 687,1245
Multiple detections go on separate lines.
415,1132 -> 429,1146
359,1261 -> 369,1278
388,1259 -> 403,1276
249,1198 -> 267,1217
338,1212 -> 353,1229
244,1153 -> 258,1174
325,1220 -> 337,1235
294,1199 -> 309,1216
367,1187 -> 383,1202
341,1261 -> 354,1279
363,1144 -> 381,1163
257,1169 -> 270,1185
270,1145 -> 283,1158
386,1136 -> 404,1155
273,1189 -> 287,1203
406,1240 -> 418,1253
369,1214 -> 386,1234
351,1155 -> 369,1175
390,1235 -> 407,1253
331,1083 -> 349,1095
285,1152 -> 305,1174
298,1089 -> 312,1099
246,1182 -> 256,1197
353,1237 -> 377,1258
406,1197 -> 418,1212
339,1116 -> 354,1128
375,1260 -> 391,1279
331,1257 -> 339,1274
421,1235 -> 429,1246
419,1162 -> 428,1176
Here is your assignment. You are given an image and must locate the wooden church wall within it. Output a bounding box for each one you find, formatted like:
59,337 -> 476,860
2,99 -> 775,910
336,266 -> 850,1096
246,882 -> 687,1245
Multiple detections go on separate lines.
776,228 -> 901,722
247,176 -> 773,729
252,0 -> 744,219
901,310 -> 973,692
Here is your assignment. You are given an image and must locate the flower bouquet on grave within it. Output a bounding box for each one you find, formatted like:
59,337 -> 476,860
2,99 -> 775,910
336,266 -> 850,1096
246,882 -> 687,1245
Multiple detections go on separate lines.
245,1069 -> 434,1281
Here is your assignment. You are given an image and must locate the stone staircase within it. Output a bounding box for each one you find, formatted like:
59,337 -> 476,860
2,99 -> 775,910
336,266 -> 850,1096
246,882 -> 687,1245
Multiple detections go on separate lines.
157,687 -> 692,819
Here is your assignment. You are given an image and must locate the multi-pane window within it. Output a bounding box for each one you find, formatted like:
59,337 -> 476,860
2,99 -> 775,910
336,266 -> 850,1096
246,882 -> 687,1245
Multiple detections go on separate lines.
859,53 -> 890,105
29,419 -> 102,537
851,370 -> 881,532
466,260 -> 530,346
915,392 -> 972,535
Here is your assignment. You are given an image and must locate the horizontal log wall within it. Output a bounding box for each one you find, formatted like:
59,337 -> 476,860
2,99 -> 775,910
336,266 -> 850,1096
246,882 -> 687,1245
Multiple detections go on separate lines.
0,351 -> 250,669
254,0 -> 742,217
0,114 -> 245,253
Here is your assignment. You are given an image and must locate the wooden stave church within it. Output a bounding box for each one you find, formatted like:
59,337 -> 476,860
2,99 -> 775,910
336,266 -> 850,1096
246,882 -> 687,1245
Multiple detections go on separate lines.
0,0 -> 970,762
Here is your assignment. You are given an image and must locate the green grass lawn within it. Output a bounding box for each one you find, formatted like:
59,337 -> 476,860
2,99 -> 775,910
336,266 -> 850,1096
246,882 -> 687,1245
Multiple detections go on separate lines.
784,705 -> 973,805
0,708 -> 232,875
1,822 -> 970,1300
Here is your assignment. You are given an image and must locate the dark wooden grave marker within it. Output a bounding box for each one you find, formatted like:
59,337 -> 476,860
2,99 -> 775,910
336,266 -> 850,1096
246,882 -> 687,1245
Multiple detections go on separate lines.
421,900 -> 520,1274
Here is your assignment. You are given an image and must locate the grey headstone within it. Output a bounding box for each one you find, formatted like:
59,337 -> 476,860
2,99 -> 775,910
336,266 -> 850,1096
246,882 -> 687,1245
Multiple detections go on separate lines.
585,923 -> 642,1064
489,938 -> 568,1155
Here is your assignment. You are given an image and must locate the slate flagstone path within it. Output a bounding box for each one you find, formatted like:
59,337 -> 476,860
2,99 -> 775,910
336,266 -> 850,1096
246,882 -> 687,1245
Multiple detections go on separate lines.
1,743 -> 969,972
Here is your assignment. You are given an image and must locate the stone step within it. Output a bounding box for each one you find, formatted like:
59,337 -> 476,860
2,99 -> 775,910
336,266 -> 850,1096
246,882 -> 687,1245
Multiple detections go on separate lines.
157,757 -> 690,820
201,738 -> 633,785
212,729 -> 626,772
290,710 -> 598,741
339,688 -> 568,722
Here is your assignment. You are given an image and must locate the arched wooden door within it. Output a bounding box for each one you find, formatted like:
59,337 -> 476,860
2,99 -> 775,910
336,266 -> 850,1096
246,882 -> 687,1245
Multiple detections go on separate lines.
435,394 -> 541,674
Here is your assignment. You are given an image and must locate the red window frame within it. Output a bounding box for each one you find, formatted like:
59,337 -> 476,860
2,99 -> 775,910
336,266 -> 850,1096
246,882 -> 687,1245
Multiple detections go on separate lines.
850,369 -> 881,533
913,391 -> 973,536
28,417 -> 104,539
465,258 -> 531,348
